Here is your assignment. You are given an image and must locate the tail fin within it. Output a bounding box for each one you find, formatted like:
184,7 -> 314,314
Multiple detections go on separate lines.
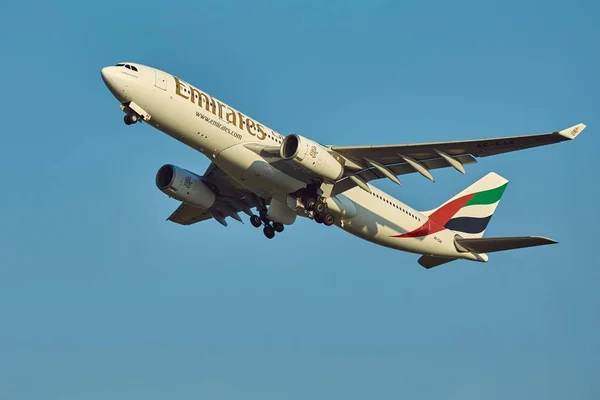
422,172 -> 508,238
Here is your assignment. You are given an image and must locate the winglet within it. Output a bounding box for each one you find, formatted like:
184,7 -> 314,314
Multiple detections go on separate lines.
558,123 -> 586,140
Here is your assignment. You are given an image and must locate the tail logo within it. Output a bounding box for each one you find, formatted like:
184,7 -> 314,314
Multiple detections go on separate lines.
392,182 -> 507,239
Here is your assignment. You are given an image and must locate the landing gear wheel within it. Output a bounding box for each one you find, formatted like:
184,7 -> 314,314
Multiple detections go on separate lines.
315,201 -> 326,213
250,215 -> 262,228
323,214 -> 335,226
263,225 -> 275,239
124,114 -> 138,125
314,213 -> 324,224
273,222 -> 284,233
306,199 -> 316,212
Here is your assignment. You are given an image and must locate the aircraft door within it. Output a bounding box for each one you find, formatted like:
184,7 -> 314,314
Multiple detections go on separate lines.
154,70 -> 167,90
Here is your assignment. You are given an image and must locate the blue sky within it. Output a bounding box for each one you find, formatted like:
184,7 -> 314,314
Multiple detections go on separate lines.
0,0 -> 598,398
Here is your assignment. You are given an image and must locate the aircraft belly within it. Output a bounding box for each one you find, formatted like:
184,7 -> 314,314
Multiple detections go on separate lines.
336,201 -> 412,251
326,195 -> 358,219
339,212 -> 458,256
334,189 -> 461,257
215,144 -> 306,198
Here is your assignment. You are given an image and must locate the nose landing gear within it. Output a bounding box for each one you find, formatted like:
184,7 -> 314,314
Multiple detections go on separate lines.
124,114 -> 139,125
120,101 -> 150,125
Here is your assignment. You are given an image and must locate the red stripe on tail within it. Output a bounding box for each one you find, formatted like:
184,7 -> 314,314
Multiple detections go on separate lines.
390,193 -> 474,239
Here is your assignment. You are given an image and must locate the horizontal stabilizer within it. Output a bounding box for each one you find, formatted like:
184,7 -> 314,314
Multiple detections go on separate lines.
455,236 -> 557,254
418,256 -> 457,269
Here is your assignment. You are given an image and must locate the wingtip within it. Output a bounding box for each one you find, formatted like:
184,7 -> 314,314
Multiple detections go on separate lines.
558,123 -> 586,140
532,236 -> 558,245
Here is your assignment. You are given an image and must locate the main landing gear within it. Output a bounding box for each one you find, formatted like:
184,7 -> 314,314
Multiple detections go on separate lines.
303,197 -> 335,227
250,209 -> 285,239
251,195 -> 336,240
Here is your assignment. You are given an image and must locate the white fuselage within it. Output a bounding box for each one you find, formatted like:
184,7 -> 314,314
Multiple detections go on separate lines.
101,63 -> 478,261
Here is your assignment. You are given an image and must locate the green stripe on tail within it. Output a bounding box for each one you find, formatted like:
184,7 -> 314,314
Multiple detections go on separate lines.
465,183 -> 508,207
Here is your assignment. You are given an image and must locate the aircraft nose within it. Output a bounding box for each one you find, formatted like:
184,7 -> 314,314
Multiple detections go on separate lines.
101,66 -> 126,101
101,66 -> 114,85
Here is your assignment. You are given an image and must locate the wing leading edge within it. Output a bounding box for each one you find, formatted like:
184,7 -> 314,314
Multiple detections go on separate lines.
330,123 -> 585,195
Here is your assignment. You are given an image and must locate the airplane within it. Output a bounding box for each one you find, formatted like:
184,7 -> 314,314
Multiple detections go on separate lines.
100,62 -> 585,268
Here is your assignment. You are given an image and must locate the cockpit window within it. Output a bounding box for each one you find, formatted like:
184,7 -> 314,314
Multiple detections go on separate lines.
114,63 -> 138,72
123,64 -> 138,71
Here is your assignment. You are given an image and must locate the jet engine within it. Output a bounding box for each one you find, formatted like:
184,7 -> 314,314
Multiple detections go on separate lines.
155,164 -> 216,209
280,134 -> 344,181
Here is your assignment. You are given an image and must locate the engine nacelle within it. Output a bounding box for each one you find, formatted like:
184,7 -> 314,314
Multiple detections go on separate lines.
155,164 -> 216,209
280,134 -> 344,181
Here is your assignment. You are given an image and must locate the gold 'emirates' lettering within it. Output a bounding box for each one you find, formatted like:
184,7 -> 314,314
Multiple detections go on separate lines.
174,76 -> 267,140
175,76 -> 189,99
225,108 -> 237,125
246,118 -> 256,136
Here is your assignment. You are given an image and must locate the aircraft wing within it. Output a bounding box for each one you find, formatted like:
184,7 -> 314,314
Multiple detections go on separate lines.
330,123 -> 585,195
167,203 -> 213,225
166,163 -> 262,226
